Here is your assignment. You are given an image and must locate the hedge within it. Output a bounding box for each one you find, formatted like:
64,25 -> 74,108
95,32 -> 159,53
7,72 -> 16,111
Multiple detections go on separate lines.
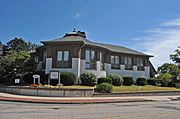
123,76 -> 134,86
60,72 -> 76,86
136,77 -> 147,86
107,74 -> 123,86
96,83 -> 113,93
80,73 -> 97,86
97,77 -> 112,85
147,78 -> 160,86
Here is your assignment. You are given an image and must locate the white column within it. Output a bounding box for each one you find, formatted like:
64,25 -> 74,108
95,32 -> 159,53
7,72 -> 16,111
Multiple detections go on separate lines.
120,65 -> 125,70
72,58 -> 81,78
105,63 -> 111,75
145,66 -> 150,78
133,66 -> 137,71
45,58 -> 52,74
80,60 -> 86,74
96,61 -> 101,71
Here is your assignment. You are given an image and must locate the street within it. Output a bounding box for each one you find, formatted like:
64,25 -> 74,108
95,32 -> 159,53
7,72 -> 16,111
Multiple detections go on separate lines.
0,100 -> 180,119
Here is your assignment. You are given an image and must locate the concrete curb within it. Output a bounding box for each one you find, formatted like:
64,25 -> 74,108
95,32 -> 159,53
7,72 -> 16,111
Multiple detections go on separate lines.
94,91 -> 180,97
0,86 -> 94,97
0,96 -> 154,104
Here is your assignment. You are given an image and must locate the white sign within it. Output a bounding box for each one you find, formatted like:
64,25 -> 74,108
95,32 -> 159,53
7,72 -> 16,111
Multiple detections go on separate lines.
33,75 -> 40,79
50,72 -> 59,79
15,79 -> 20,84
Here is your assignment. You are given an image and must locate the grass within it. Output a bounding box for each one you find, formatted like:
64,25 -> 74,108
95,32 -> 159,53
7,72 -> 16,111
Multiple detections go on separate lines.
38,85 -> 95,89
31,84 -> 180,92
113,85 -> 180,92
61,85 -> 94,89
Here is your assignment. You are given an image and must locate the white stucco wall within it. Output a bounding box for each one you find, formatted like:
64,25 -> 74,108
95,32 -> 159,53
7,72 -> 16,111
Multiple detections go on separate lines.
106,64 -> 150,80
45,58 -> 79,75
80,60 -> 106,78
45,58 -> 81,83
45,58 -> 150,81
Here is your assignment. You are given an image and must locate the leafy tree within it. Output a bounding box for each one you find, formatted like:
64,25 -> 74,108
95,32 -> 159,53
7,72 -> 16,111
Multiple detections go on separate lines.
6,37 -> 29,52
160,73 -> 172,79
170,46 -> 180,64
158,63 -> 180,77
0,51 -> 30,84
6,37 -> 39,53
27,41 -> 39,51
159,73 -> 172,87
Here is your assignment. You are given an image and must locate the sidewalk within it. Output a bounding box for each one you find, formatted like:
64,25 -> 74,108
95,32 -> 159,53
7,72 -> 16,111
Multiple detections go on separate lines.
0,92 -> 179,104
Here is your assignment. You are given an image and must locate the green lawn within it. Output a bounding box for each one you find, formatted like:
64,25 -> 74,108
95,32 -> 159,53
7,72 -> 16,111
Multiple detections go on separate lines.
40,85 -> 95,89
61,85 -> 94,89
113,85 -> 180,92
35,85 -> 180,92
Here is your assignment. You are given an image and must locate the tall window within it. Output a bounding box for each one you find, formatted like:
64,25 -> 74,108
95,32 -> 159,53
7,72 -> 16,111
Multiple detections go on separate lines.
64,51 -> 69,61
57,50 -> 69,68
57,51 -> 63,61
111,55 -> 120,69
86,50 -> 96,69
137,58 -> 144,71
124,56 -> 133,70
100,52 -> 105,70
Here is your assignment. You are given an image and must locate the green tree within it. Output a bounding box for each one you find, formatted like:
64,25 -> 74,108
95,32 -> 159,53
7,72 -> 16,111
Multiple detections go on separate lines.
6,37 -> 29,52
0,51 -> 30,84
159,73 -> 172,87
158,63 -> 180,77
6,37 -> 39,53
170,46 -> 180,64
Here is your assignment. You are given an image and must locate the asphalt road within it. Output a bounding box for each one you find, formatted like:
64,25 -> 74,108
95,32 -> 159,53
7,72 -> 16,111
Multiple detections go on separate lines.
0,101 -> 180,119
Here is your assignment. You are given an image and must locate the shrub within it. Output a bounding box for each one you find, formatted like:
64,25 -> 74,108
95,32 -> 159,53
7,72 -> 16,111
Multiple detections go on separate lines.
123,76 -> 134,86
97,77 -> 112,85
147,78 -> 160,86
167,81 -> 176,87
50,80 -> 58,86
159,73 -> 172,87
107,74 -> 123,86
23,73 -> 33,84
96,83 -> 113,93
60,72 -> 76,86
80,73 -> 97,86
136,78 -> 147,86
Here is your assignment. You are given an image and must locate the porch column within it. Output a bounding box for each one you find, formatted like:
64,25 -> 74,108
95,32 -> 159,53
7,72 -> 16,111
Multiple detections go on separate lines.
45,58 -> 52,74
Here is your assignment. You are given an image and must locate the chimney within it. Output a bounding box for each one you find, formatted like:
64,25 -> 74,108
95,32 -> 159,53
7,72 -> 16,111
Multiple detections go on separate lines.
78,31 -> 86,38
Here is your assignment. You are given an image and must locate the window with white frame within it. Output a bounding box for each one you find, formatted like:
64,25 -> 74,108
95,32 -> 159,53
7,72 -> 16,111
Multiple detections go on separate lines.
137,58 -> 144,71
124,56 -> 133,70
57,51 -> 63,61
85,50 -> 96,69
64,51 -> 69,61
111,55 -> 120,69
57,50 -> 70,68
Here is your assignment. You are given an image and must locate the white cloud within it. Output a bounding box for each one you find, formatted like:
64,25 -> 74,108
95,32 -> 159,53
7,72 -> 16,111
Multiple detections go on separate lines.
162,18 -> 180,27
134,18 -> 180,69
72,12 -> 82,19
71,8 -> 87,19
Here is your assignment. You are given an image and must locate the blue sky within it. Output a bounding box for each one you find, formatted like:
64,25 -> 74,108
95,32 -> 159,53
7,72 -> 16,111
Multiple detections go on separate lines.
0,0 -> 180,68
